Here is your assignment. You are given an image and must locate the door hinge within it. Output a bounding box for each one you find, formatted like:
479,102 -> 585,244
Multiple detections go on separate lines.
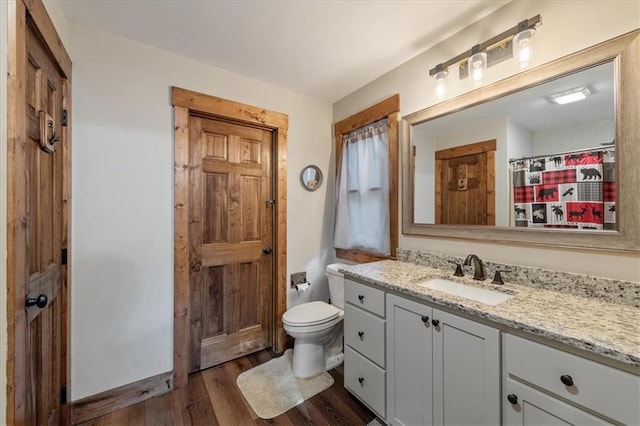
413,145 -> 416,156
61,248 -> 68,265
61,109 -> 68,127
265,199 -> 276,205
60,386 -> 67,404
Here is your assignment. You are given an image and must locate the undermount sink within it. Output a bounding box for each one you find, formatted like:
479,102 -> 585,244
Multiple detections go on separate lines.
418,278 -> 513,306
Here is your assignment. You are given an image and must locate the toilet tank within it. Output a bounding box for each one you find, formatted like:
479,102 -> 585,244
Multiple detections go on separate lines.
326,263 -> 349,309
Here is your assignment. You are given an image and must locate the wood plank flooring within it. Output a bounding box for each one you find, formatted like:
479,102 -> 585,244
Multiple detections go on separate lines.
79,349 -> 376,425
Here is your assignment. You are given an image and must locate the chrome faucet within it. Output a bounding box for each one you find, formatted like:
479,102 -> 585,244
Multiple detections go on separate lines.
464,254 -> 486,280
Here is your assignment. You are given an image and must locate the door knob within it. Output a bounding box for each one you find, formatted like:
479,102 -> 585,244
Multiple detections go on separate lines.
26,294 -> 48,309
431,319 -> 440,327
507,394 -> 518,405
358,331 -> 364,338
421,315 -> 430,323
262,246 -> 272,255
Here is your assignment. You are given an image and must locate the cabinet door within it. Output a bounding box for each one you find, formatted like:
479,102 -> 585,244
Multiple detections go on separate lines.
432,309 -> 500,426
504,378 -> 607,425
386,294 -> 433,426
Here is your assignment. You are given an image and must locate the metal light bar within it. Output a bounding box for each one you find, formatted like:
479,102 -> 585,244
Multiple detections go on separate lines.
429,14 -> 541,77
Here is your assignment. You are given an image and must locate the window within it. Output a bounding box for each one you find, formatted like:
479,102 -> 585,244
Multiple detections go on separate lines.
334,95 -> 399,262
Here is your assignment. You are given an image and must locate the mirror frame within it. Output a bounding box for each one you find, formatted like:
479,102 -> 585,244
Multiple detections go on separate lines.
402,30 -> 640,253
300,164 -> 323,191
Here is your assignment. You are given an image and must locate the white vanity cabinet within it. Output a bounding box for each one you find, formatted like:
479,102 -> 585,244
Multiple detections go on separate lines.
386,293 -> 500,426
503,334 -> 640,426
343,279 -> 387,419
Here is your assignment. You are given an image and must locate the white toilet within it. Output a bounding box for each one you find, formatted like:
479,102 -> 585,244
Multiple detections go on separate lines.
282,263 -> 348,378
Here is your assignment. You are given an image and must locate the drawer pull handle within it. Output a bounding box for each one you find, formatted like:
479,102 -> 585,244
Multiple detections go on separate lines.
358,377 -> 365,385
560,375 -> 574,386
431,319 -> 440,327
507,394 -> 518,405
421,315 -> 429,323
358,294 -> 365,302
358,331 -> 364,338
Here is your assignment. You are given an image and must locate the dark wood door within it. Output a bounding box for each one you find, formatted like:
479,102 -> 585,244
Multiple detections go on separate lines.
188,116 -> 274,372
22,20 -> 66,426
435,140 -> 496,225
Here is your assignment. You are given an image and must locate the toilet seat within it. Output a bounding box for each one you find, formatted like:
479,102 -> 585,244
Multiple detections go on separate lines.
283,301 -> 341,327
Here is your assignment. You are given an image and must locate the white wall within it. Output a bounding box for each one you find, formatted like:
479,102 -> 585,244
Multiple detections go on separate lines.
413,127 -> 435,223
1,1 -> 8,421
43,0 -> 69,46
532,117 -> 614,156
506,117 -> 532,160
68,24 -> 333,400
334,0 -> 640,281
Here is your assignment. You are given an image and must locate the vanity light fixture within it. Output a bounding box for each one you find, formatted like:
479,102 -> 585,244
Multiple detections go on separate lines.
548,86 -> 592,105
429,15 -> 540,99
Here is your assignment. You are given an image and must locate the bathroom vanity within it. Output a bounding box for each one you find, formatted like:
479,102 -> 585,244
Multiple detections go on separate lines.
341,260 -> 639,426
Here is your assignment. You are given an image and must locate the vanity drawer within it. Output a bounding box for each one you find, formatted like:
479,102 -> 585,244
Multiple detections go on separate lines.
345,279 -> 385,317
345,346 -> 386,419
345,304 -> 386,368
504,334 -> 640,425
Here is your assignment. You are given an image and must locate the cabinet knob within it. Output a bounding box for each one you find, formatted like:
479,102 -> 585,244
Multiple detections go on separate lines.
431,319 -> 440,327
560,375 -> 574,386
358,331 -> 364,338
358,377 -> 365,385
507,394 -> 518,405
421,315 -> 429,323
358,294 -> 364,302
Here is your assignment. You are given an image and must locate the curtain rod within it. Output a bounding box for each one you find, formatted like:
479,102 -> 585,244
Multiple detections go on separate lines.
508,142 -> 614,163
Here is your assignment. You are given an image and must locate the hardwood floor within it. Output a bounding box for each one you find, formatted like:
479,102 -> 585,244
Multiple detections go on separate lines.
79,349 -> 376,425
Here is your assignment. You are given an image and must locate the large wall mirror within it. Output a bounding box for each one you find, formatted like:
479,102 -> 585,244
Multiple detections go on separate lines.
402,30 -> 639,252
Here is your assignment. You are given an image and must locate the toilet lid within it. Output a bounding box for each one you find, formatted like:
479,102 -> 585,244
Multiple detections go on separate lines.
283,301 -> 340,326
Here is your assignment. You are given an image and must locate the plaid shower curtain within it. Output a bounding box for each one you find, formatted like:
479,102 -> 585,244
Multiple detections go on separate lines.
510,148 -> 615,230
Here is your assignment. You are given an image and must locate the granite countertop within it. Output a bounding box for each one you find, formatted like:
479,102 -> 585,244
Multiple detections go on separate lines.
340,260 -> 640,370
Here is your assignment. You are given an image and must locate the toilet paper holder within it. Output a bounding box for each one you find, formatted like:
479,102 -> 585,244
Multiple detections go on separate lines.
291,271 -> 307,289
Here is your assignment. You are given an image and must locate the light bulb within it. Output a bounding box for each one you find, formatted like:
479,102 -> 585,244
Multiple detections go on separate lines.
513,28 -> 535,69
434,69 -> 448,101
468,52 -> 487,87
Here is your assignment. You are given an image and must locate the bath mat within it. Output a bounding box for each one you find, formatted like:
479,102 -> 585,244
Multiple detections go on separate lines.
236,349 -> 334,419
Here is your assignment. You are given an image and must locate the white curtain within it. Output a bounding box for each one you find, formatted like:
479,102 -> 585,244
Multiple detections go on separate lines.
334,119 -> 390,255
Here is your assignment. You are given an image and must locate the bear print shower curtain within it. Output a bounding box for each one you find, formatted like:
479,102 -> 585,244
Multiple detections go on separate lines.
510,148 -> 615,230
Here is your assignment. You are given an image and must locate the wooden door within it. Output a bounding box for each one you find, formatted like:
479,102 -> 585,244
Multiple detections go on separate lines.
188,116 -> 274,372
386,294 -> 433,426
7,4 -> 71,423
435,140 -> 496,225
432,309 -> 500,426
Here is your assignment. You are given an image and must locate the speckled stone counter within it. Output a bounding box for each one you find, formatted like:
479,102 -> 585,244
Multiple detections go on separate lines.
397,248 -> 640,307
340,260 -> 640,370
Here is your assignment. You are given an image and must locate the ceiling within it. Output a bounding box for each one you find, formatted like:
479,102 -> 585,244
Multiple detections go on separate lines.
57,0 -> 510,103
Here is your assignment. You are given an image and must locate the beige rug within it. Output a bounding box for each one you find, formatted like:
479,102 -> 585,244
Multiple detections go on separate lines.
236,349 -> 334,419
